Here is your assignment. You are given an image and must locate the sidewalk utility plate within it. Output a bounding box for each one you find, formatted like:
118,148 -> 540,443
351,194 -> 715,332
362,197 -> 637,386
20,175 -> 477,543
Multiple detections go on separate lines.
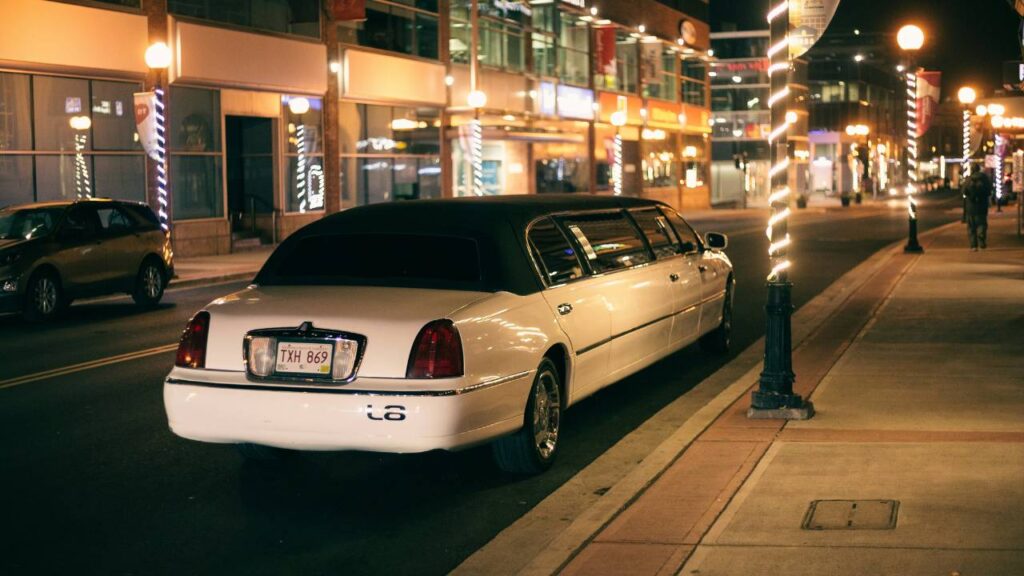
802,500 -> 899,530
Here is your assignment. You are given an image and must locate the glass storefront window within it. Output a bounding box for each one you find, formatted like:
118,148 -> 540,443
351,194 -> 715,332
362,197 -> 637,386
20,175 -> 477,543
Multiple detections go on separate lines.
682,135 -> 707,189
532,33 -> 557,77
171,86 -> 223,219
171,155 -> 223,219
595,30 -> 638,94
339,102 -> 441,206
643,44 -> 677,101
91,80 -> 142,151
0,73 -> 32,152
479,21 -> 525,71
682,59 -> 706,106
642,135 -> 677,188
558,15 -> 589,86
340,0 -> 439,60
171,86 -> 221,152
0,72 -> 146,207
168,0 -> 321,39
33,76 -> 89,152
283,96 -> 325,212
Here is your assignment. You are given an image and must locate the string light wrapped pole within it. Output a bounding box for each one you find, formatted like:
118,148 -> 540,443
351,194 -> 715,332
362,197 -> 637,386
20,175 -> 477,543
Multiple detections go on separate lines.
288,97 -> 311,212
145,42 -> 172,234
957,87 -> 976,180
611,110 -> 626,195
897,24 -> 924,253
748,0 -> 813,420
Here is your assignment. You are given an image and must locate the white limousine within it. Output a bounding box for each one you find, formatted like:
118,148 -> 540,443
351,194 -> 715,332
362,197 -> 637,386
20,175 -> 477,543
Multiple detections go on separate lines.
164,195 -> 733,474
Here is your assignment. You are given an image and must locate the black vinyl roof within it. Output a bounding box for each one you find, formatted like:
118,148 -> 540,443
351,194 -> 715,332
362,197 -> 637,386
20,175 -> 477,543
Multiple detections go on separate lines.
258,194 -> 669,296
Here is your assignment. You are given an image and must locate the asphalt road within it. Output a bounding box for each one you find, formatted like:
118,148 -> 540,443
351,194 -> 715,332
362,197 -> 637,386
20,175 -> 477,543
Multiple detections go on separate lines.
0,192 -> 961,575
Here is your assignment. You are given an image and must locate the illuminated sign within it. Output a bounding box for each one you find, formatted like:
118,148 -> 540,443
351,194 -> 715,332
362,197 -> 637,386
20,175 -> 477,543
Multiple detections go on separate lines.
538,81 -> 557,116
556,85 -> 594,120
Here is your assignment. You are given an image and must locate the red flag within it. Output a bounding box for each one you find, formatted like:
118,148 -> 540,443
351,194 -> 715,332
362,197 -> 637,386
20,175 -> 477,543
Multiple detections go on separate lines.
330,0 -> 366,21
916,71 -> 941,137
594,26 -> 617,78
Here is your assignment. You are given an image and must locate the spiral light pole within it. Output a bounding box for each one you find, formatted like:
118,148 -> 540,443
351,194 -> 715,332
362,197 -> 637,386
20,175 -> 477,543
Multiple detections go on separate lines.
898,25 -> 924,253
748,0 -> 813,420
958,87 -> 976,179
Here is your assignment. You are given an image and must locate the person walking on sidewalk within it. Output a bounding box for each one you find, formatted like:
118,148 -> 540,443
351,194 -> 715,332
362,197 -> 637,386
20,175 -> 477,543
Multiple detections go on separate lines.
962,169 -> 993,250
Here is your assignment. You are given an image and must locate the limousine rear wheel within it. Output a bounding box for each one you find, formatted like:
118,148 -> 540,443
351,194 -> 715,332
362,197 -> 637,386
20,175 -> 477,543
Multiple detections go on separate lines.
492,358 -> 561,475
699,277 -> 734,354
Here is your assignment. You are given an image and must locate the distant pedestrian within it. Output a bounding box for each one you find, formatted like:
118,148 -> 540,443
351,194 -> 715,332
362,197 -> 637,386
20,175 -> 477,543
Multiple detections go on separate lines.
962,170 -> 993,251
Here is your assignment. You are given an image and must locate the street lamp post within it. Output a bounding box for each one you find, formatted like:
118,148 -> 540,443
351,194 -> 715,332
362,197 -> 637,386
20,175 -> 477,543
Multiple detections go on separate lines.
957,87 -> 977,181
845,124 -> 870,201
145,42 -> 172,234
748,0 -> 813,420
898,24 -> 924,253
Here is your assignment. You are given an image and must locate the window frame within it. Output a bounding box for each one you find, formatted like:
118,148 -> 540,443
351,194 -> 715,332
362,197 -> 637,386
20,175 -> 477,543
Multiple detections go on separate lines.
553,208 -> 655,277
525,216 -> 585,288
658,206 -> 703,255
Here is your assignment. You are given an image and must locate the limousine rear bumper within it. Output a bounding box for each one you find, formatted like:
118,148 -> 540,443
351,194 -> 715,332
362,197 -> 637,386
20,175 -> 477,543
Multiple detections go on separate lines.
163,368 -> 533,453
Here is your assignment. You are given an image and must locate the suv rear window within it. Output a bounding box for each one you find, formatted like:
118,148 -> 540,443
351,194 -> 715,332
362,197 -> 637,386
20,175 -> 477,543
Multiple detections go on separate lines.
258,233 -> 483,290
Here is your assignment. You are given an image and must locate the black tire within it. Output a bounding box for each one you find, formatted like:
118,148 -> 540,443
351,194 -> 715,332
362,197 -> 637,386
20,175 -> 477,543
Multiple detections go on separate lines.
492,358 -> 562,475
700,277 -> 734,354
236,443 -> 293,462
132,258 -> 166,308
22,269 -> 64,322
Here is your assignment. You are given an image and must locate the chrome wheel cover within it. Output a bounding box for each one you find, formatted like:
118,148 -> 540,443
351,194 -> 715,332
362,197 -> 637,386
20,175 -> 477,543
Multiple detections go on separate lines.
143,265 -> 162,299
34,277 -> 57,315
532,370 -> 561,460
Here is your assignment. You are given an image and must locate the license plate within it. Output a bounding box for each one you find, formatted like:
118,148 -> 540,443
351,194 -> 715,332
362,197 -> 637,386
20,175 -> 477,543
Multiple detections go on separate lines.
275,341 -> 333,376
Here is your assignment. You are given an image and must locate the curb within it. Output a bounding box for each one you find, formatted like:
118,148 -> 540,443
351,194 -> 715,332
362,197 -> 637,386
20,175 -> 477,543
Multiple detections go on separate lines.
453,218 -> 962,576
168,271 -> 256,290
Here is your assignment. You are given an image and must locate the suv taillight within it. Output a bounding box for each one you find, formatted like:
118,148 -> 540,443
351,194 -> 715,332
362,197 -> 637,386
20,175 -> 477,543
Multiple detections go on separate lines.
175,311 -> 210,368
406,320 -> 464,379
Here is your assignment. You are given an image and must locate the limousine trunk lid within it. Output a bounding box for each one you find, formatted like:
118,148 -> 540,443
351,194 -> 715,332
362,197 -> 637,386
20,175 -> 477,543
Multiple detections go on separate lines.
201,285 -> 493,378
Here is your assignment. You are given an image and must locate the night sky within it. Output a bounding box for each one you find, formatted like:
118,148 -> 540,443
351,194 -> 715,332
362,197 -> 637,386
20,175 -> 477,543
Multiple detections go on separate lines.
711,0 -> 1022,98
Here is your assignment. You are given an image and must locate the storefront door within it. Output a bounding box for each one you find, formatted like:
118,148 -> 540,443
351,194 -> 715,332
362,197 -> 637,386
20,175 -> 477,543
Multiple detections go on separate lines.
225,116 -> 274,248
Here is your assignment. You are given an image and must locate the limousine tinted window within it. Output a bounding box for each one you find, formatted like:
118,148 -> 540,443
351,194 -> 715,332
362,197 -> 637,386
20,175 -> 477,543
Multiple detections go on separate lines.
661,208 -> 700,254
560,211 -> 652,273
630,208 -> 681,259
260,233 -> 483,289
528,217 -> 584,285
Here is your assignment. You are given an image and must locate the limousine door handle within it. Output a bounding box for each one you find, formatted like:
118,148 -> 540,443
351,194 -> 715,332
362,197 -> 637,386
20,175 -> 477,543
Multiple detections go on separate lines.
698,265 -> 708,273
557,303 -> 573,316
669,273 -> 680,282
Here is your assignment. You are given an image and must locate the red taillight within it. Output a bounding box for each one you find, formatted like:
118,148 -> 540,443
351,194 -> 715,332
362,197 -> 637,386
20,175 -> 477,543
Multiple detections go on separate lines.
406,320 -> 464,379
175,311 -> 210,368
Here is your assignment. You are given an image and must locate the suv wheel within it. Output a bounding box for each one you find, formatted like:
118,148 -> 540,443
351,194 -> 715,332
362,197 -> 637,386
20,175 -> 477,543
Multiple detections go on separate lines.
132,259 -> 165,308
23,270 -> 63,322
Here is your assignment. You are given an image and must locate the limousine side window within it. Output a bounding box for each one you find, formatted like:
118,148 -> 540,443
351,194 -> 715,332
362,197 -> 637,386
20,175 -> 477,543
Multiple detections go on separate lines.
630,208 -> 682,259
660,208 -> 700,254
528,217 -> 584,286
559,211 -> 653,274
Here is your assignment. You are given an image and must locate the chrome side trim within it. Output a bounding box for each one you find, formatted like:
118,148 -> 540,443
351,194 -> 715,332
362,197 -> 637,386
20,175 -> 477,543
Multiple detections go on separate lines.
165,370 -> 533,397
575,289 -> 727,357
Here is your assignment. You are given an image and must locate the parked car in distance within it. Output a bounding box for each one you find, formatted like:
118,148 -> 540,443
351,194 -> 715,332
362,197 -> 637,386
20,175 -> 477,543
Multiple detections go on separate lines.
0,198 -> 174,321
164,195 -> 733,474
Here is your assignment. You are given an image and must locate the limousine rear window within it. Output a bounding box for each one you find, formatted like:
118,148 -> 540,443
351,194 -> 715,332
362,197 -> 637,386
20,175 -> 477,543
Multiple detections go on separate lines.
528,218 -> 583,285
258,233 -> 483,289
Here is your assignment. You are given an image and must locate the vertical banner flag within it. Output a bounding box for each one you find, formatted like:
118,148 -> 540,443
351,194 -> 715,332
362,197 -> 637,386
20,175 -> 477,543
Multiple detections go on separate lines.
916,71 -> 942,137
330,0 -> 366,20
789,0 -> 841,58
133,92 -> 160,162
595,26 -> 617,86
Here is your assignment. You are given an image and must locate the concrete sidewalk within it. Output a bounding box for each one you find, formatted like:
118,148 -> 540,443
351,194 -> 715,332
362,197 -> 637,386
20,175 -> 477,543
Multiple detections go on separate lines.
168,247 -> 272,288
556,211 -> 1024,575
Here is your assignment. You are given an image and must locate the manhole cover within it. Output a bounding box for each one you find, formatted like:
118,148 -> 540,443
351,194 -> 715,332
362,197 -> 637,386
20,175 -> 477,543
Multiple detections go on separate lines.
802,500 -> 899,530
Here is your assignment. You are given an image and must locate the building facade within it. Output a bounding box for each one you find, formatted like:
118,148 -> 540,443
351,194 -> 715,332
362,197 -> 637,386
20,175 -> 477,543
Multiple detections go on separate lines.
0,0 -> 712,256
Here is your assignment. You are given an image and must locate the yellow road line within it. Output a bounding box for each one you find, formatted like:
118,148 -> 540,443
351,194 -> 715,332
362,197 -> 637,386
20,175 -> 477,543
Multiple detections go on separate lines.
0,343 -> 178,390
